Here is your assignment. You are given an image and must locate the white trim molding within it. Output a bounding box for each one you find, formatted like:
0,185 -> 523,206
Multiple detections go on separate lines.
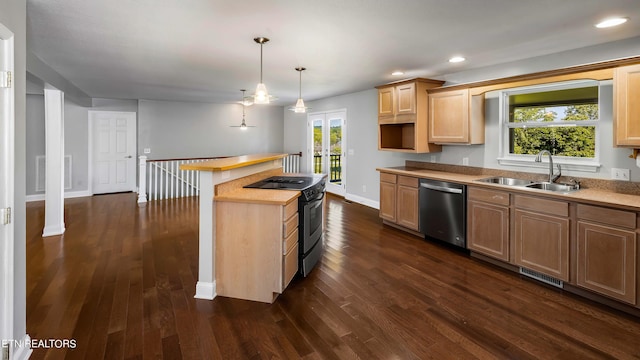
344,192 -> 379,210
194,281 -> 217,300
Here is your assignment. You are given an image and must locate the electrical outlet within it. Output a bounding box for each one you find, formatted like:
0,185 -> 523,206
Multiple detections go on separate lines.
462,157 -> 469,166
611,168 -> 630,181
430,155 -> 436,163
144,148 -> 151,154
362,185 -> 366,193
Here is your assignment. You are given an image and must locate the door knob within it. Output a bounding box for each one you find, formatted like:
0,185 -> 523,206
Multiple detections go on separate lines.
125,155 -> 133,158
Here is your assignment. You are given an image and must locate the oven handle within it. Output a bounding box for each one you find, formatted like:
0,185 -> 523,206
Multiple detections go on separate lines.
420,183 -> 463,194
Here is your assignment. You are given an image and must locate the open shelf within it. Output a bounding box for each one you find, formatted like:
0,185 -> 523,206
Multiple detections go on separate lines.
379,123 -> 416,151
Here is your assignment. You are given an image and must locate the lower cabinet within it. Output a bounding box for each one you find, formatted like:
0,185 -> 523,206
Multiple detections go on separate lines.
379,172 -> 397,222
216,199 -> 299,303
514,195 -> 570,282
467,187 -> 510,261
576,204 -> 637,304
379,172 -> 419,231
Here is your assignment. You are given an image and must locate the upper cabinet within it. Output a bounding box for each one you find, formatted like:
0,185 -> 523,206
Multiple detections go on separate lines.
377,78 -> 444,153
614,64 -> 640,147
428,88 -> 485,144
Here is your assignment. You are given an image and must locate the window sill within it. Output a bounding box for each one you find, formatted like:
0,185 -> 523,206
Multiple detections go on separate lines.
497,157 -> 601,173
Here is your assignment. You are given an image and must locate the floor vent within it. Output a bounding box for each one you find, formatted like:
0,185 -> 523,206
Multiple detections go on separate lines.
519,268 -> 564,288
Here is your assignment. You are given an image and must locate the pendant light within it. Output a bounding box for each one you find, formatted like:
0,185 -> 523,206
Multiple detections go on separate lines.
253,37 -> 276,104
231,89 -> 255,130
288,67 -> 311,113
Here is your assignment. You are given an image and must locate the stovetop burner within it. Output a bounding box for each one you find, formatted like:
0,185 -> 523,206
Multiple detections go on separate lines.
244,174 -> 326,201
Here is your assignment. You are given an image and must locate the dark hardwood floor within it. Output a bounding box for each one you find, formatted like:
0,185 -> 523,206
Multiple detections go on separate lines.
26,192 -> 640,359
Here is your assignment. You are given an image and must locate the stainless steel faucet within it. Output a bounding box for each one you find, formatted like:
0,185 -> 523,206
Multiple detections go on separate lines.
535,150 -> 561,183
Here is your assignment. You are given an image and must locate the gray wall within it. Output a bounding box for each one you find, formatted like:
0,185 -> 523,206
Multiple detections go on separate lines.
1,0 -> 27,343
25,96 -> 137,196
284,37 -> 640,207
139,99 -> 284,159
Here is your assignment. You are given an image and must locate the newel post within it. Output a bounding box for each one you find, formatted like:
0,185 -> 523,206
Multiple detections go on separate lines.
138,155 -> 148,204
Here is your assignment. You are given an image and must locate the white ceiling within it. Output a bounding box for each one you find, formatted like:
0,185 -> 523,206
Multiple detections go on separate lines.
26,0 -> 640,105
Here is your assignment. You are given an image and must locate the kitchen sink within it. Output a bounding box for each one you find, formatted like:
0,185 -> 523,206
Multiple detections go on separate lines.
475,176 -> 534,186
525,182 -> 580,193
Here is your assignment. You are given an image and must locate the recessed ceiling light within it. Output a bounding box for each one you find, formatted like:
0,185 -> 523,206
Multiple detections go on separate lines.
595,17 -> 628,28
449,56 -> 466,63
391,71 -> 405,76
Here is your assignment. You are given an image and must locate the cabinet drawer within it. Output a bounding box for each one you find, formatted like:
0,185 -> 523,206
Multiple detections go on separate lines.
283,243 -> 299,289
577,204 -> 636,229
380,172 -> 397,184
283,200 -> 298,221
283,213 -> 299,239
514,195 -> 568,217
283,228 -> 298,255
398,175 -> 418,187
469,187 -> 510,206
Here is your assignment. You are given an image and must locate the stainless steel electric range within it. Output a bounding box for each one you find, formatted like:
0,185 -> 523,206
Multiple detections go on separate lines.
245,174 -> 326,276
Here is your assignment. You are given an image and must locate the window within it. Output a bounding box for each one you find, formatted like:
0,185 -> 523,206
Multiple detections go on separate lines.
499,80 -> 601,171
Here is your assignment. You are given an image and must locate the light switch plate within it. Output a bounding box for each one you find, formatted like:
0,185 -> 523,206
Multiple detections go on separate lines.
611,168 -> 630,181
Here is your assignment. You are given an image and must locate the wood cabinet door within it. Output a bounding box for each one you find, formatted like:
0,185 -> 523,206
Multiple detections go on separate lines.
428,89 -> 469,143
614,64 -> 640,146
514,209 -> 570,281
395,82 -> 416,115
577,221 -> 637,304
396,185 -> 419,231
378,87 -> 395,118
379,181 -> 397,222
468,201 -> 510,261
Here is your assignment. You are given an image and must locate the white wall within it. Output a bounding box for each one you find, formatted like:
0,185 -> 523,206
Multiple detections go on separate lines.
138,99 -> 284,159
284,37 -> 640,207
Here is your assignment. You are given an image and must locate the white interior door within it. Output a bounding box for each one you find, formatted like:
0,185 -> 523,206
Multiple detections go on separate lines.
309,110 -> 346,196
0,22 -> 15,352
90,111 -> 137,194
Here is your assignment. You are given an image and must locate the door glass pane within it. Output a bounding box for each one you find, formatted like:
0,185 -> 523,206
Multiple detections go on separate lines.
313,119 -> 323,174
329,118 -> 342,184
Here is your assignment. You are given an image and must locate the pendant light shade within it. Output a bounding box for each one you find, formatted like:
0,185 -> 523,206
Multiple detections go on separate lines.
231,89 -> 255,130
253,37 -> 276,104
288,67 -> 311,113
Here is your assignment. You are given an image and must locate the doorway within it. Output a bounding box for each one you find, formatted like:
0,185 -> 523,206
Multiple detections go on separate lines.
89,111 -> 137,194
308,110 -> 346,196
0,21 -> 15,352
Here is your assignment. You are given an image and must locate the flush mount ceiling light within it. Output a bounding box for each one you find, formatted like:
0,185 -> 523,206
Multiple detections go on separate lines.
449,56 -> 466,63
391,71 -> 405,76
595,17 -> 628,28
253,37 -> 277,104
231,89 -> 256,130
288,67 -> 311,113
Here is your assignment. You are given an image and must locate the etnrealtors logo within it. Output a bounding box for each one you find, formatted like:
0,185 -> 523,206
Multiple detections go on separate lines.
2,338 -> 77,349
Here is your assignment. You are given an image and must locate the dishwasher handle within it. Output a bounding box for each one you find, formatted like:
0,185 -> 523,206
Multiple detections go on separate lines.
420,182 -> 463,194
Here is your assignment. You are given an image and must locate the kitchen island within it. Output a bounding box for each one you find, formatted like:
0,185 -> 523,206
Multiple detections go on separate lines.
180,153 -> 296,300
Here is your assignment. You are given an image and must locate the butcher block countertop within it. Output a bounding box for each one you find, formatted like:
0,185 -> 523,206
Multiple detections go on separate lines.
215,188 -> 300,206
180,153 -> 288,171
378,166 -> 640,212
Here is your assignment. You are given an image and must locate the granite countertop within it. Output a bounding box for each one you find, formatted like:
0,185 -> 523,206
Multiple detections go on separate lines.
215,188 -> 300,206
179,153 -> 287,171
378,166 -> 640,212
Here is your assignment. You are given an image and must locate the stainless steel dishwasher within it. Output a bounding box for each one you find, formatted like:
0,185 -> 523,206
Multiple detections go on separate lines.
419,179 -> 466,248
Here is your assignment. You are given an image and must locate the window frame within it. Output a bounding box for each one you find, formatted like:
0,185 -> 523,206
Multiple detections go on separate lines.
497,80 -> 602,172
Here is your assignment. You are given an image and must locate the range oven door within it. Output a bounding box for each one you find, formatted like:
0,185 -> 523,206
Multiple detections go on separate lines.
299,192 -> 324,276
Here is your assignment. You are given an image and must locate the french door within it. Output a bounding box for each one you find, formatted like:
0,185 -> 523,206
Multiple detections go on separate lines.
308,110 -> 346,196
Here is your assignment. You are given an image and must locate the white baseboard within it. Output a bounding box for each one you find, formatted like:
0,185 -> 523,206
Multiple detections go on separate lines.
26,190 -> 92,202
194,281 -> 217,300
11,334 -> 33,360
344,193 -> 379,210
